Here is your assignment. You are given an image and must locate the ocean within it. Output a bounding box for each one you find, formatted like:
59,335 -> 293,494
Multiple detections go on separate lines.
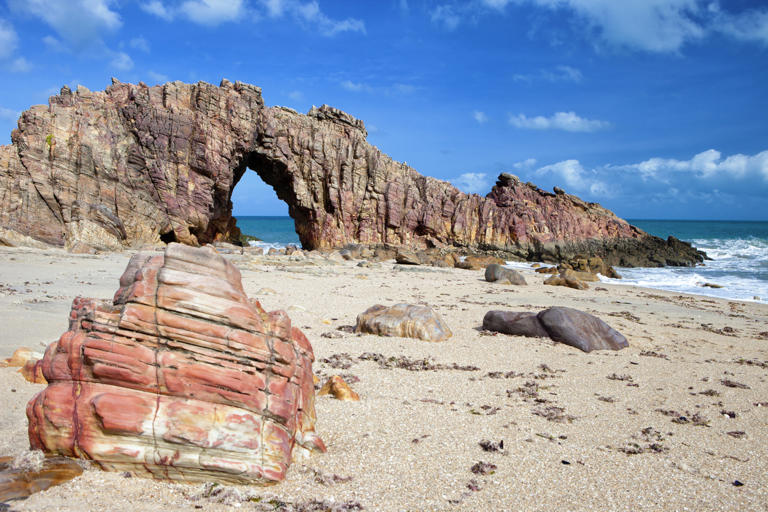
235,216 -> 768,304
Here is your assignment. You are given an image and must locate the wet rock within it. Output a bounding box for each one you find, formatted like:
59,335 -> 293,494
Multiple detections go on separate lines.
702,282 -> 723,288
26,244 -> 325,485
535,266 -> 559,274
559,268 -> 599,282
544,274 -> 589,290
483,306 -> 628,352
0,453 -> 83,502
355,303 -> 452,341
455,255 -> 505,270
566,257 -> 621,279
484,264 -> 526,285
318,376 -> 360,401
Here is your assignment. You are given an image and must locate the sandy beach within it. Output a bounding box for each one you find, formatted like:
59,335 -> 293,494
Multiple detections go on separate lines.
1,246 -> 766,511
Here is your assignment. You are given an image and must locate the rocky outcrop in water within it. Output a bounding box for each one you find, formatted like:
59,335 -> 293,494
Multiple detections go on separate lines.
26,243 -> 325,484
0,79 -> 704,266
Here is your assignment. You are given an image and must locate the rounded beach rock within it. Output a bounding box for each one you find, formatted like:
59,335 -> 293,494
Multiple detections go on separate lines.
483,306 -> 628,353
355,303 -> 452,341
484,264 -> 527,285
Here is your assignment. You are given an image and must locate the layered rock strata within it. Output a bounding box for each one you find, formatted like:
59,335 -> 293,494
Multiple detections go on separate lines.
26,243 -> 325,484
0,79 -> 704,266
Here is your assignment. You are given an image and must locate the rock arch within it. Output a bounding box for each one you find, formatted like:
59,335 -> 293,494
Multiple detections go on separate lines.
0,79 -> 704,266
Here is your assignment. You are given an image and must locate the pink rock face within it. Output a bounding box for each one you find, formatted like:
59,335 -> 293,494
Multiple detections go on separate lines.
0,80 -> 704,267
26,243 -> 325,484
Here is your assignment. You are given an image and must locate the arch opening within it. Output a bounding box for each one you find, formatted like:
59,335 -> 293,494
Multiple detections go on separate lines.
224,153 -> 304,248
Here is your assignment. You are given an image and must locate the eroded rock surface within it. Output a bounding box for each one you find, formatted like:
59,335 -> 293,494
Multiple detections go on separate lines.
0,80 -> 704,266
355,303 -> 452,341
26,243 -> 325,484
483,306 -> 628,352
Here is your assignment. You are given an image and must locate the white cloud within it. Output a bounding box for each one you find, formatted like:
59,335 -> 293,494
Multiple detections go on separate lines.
180,0 -> 243,25
42,35 -> 65,51
141,1 -> 175,20
340,80 -> 417,96
0,19 -> 18,59
536,159 -> 585,189
9,0 -> 121,50
482,0 -> 512,9
509,111 -> 610,132
0,107 -> 20,121
341,80 -> 370,92
622,149 -> 768,181
261,0 -> 285,17
110,52 -> 133,70
147,71 -> 170,83
9,57 -> 32,72
129,37 -> 150,52
473,111 -> 488,123
511,158 -> 537,170
535,159 -> 613,196
261,0 -> 365,36
431,5 -> 461,30
464,0 -> 768,53
713,7 -> 768,45
141,0 -> 243,25
452,172 -> 491,194
513,65 -> 583,83
287,90 -> 303,101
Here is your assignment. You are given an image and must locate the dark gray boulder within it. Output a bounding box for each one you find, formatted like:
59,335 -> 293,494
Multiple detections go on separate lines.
482,306 -> 628,353
482,311 -> 549,338
537,307 -> 628,352
485,264 -> 527,285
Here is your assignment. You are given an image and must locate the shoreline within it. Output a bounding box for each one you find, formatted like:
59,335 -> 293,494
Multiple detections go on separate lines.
1,246 -> 766,511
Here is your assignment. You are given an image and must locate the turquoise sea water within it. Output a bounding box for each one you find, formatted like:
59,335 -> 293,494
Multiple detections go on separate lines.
235,216 -> 300,247
236,216 -> 768,303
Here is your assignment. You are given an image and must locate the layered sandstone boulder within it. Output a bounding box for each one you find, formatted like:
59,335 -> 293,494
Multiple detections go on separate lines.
0,80 -> 704,266
26,243 -> 325,484
355,304 -> 452,342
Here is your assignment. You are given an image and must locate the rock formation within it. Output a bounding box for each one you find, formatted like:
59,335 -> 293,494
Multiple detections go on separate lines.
26,243 -> 325,484
483,307 -> 628,352
318,376 -> 360,401
0,79 -> 704,266
484,264 -> 527,285
355,304 -> 452,342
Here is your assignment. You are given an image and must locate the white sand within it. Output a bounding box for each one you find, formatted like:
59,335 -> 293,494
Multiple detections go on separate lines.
1,246 -> 766,511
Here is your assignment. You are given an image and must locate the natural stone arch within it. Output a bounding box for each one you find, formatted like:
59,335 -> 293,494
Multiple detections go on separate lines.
0,79 -> 704,266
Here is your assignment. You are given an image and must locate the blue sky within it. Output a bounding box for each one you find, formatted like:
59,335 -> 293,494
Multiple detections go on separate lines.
0,0 -> 766,220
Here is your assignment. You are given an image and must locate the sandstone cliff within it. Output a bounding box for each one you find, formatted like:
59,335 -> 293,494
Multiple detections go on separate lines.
0,79 -> 704,266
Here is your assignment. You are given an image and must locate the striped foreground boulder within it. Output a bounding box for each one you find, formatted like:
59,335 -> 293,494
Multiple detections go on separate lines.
26,243 -> 325,484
